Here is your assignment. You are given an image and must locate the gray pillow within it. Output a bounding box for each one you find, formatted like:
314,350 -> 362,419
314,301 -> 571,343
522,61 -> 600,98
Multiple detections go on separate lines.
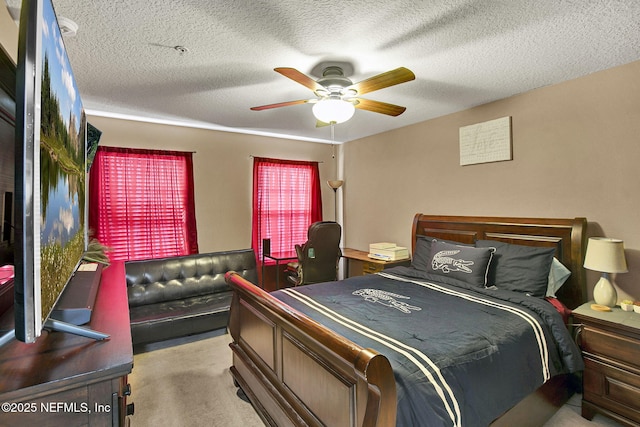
476,240 -> 556,297
428,239 -> 495,287
546,257 -> 571,297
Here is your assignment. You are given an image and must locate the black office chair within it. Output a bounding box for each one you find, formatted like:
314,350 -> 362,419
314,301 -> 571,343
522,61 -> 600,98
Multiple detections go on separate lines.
286,221 -> 342,286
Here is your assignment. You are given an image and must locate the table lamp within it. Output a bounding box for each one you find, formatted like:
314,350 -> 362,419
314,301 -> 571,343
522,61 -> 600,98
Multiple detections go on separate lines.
583,237 -> 628,307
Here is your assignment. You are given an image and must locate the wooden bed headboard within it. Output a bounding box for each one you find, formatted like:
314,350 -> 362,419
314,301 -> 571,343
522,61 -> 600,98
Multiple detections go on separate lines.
411,214 -> 587,309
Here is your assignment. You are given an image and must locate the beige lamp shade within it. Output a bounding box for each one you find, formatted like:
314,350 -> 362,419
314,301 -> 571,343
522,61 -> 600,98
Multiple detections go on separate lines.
327,180 -> 343,222
327,180 -> 344,190
583,237 -> 628,273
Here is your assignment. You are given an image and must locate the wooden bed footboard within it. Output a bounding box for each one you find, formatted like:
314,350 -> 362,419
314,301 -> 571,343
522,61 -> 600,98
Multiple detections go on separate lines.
225,271 -> 397,427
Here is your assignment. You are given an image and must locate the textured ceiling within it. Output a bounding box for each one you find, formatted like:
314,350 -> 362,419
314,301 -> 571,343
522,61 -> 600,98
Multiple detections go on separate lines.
4,0 -> 640,143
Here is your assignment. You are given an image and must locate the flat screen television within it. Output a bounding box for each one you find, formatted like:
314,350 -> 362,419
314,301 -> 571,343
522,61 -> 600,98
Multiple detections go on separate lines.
11,0 -> 105,343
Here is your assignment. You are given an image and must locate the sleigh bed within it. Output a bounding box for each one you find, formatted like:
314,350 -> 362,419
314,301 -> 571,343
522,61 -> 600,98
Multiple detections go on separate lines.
226,214 -> 587,426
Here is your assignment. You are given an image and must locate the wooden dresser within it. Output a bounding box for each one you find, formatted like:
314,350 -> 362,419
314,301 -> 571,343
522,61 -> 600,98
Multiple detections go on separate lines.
573,302 -> 640,426
0,261 -> 134,426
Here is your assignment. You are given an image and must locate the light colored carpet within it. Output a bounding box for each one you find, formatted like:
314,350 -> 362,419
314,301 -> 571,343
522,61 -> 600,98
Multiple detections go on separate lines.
544,393 -> 623,427
129,332 -> 623,427
129,331 -> 263,427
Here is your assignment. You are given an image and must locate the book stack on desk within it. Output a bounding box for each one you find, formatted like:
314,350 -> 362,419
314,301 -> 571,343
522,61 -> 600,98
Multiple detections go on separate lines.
368,243 -> 409,261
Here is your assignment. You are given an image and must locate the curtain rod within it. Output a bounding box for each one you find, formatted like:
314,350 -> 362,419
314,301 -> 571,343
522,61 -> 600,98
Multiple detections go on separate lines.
99,145 -> 196,154
248,155 -> 323,163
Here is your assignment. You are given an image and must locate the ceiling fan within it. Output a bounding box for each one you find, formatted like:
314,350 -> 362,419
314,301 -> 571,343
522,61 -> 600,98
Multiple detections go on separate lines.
250,66 -> 416,124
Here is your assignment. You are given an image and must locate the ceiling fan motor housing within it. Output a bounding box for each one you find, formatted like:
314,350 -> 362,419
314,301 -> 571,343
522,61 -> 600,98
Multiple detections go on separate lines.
316,66 -> 354,96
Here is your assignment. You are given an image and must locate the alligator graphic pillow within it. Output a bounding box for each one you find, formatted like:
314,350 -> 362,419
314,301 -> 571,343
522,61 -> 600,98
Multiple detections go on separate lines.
428,239 -> 496,287
411,235 -> 474,272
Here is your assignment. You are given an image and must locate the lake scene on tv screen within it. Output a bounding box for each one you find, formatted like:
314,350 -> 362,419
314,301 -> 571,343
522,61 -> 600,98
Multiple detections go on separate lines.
39,0 -> 86,320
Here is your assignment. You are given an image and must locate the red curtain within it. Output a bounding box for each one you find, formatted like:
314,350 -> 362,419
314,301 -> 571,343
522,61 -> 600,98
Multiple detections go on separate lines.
89,146 -> 198,262
252,157 -> 322,263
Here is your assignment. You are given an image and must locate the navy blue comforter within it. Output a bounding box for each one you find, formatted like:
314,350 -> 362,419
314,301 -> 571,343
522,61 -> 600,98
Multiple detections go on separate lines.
271,266 -> 583,427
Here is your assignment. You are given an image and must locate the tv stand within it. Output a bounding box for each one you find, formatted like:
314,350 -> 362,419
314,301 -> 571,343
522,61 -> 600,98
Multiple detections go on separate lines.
0,328 -> 14,347
0,262 -> 134,426
44,318 -> 109,340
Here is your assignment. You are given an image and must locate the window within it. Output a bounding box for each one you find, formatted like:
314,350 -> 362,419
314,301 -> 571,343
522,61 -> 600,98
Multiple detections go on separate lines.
89,146 -> 198,261
252,157 -> 322,262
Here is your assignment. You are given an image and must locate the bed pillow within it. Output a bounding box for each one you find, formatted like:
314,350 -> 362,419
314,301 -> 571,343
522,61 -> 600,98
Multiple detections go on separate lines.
546,257 -> 571,297
427,239 -> 495,287
476,240 -> 556,297
411,235 -> 473,272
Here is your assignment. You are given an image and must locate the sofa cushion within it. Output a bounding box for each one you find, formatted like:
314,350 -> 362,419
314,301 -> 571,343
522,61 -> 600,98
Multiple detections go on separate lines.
128,293 -> 232,346
128,291 -> 232,324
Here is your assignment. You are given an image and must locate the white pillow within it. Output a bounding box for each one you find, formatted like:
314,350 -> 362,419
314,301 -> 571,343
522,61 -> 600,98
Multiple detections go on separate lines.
546,258 -> 571,297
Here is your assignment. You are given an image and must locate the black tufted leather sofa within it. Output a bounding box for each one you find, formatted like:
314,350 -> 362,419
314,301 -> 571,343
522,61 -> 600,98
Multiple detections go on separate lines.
125,249 -> 257,346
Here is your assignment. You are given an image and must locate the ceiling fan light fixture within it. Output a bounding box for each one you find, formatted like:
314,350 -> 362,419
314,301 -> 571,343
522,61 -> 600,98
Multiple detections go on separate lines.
312,98 -> 355,124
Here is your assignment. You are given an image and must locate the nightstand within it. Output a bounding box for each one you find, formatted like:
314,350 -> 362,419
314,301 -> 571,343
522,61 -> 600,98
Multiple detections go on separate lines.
341,248 -> 411,277
572,302 -> 640,426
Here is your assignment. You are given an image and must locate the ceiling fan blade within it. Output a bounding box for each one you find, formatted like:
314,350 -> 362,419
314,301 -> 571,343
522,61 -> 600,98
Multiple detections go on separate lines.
353,98 -> 407,116
275,67 -> 325,93
346,67 -> 415,96
250,99 -> 310,111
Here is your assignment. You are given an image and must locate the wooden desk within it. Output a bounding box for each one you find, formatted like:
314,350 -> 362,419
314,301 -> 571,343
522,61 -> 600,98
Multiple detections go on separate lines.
0,262 -> 134,426
342,248 -> 411,277
262,251 -> 298,290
